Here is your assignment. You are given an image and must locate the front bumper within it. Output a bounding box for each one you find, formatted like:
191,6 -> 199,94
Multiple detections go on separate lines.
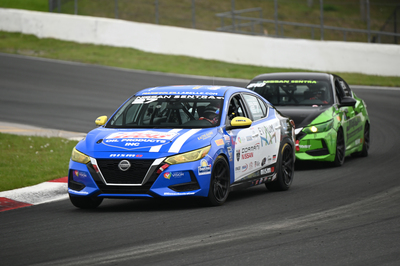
68,158 -> 212,199
295,128 -> 337,162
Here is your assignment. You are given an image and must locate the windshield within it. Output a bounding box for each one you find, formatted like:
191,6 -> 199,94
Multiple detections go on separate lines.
247,80 -> 333,106
106,95 -> 224,128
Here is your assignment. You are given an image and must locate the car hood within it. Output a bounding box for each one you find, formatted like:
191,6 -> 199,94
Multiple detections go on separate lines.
75,127 -> 217,159
275,105 -> 333,128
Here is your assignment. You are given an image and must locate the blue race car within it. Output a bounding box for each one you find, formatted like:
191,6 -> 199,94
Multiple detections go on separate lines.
68,85 -> 295,208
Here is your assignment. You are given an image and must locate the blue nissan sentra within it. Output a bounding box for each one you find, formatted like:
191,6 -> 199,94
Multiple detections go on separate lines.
68,85 -> 295,208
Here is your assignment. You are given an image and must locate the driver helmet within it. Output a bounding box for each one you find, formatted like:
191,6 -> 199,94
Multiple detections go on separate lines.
203,105 -> 220,124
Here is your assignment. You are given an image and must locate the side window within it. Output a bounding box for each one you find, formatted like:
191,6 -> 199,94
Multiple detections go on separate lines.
339,79 -> 353,97
227,94 -> 247,120
335,80 -> 345,99
257,97 -> 269,118
243,94 -> 265,121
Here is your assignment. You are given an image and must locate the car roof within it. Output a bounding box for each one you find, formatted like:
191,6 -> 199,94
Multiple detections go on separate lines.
135,85 -> 244,97
250,72 -> 333,82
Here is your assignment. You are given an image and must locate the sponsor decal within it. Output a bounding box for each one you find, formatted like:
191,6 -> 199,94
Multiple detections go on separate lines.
260,125 -> 277,147
260,167 -> 274,175
261,80 -> 317,84
198,159 -> 211,175
164,192 -> 196,195
268,156 -> 272,164
110,154 -> 143,158
215,139 -> 224,146
164,172 -> 172,179
224,135 -> 230,141
236,149 -> 241,162
242,143 -> 260,153
272,155 -> 277,163
227,147 -> 233,161
172,172 -> 185,178
355,138 -> 362,145
242,164 -> 248,172
73,170 -> 88,179
249,162 -> 253,170
106,131 -> 177,140
235,166 -> 241,172
242,152 -> 254,160
299,145 -> 311,149
348,116 -> 362,131
246,135 -> 253,141
254,161 -> 261,167
198,131 -> 213,141
261,157 -> 266,166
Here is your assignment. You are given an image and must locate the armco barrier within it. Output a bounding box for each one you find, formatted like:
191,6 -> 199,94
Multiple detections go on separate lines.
1,8 -> 399,77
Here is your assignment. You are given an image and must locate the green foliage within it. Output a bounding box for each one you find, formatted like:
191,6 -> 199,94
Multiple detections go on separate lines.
0,133 -> 77,192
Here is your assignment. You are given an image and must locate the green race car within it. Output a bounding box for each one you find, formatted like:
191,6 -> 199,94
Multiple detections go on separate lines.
247,72 -> 370,166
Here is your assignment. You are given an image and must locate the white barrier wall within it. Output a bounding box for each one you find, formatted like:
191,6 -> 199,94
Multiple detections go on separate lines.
1,8 -> 399,77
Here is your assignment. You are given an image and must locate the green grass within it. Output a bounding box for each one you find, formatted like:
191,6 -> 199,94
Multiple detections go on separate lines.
0,133 -> 77,192
0,0 -> 48,12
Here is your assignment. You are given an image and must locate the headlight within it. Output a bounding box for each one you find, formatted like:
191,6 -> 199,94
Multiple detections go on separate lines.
165,146 -> 211,165
303,119 -> 333,134
71,147 -> 90,164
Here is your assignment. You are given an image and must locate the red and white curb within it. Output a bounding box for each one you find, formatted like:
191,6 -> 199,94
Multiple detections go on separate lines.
0,177 -> 68,212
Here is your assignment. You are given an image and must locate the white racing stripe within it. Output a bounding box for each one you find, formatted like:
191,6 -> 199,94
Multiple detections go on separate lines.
149,129 -> 182,153
168,129 -> 202,153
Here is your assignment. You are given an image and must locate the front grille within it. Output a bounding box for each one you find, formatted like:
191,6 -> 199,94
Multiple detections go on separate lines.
97,159 -> 154,185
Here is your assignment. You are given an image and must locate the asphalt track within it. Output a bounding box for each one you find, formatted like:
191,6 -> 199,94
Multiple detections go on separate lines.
1,53 -> 400,265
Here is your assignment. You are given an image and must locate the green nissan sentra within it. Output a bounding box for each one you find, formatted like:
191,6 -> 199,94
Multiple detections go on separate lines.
247,72 -> 370,166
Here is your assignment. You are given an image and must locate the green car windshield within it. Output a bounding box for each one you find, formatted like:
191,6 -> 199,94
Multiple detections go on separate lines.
106,96 -> 224,129
247,80 -> 333,106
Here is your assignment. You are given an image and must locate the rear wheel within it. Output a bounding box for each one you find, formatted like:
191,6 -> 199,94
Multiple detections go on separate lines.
333,128 -> 345,167
358,122 -> 370,157
69,195 -> 103,209
266,141 -> 294,191
207,156 -> 230,206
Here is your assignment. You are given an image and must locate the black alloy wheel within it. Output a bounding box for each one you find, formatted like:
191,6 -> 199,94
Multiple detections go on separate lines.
360,122 -> 370,157
266,142 -> 294,191
207,156 -> 230,206
333,128 -> 345,166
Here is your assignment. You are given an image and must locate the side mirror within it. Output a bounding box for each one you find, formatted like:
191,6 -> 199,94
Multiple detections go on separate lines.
339,97 -> 356,107
226,117 -> 252,130
95,116 -> 108,126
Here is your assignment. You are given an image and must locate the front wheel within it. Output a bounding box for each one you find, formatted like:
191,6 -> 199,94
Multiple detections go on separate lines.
69,195 -> 103,209
333,128 -> 345,167
207,156 -> 230,206
266,141 -> 294,191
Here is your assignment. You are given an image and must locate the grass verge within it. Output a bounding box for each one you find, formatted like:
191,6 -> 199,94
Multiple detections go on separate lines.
1,31 -> 400,87
0,133 -> 77,192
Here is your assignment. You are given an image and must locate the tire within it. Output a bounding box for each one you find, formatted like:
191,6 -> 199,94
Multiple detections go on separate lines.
333,128 -> 345,167
359,122 -> 370,157
266,141 -> 294,191
69,194 -> 103,209
207,156 -> 230,206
